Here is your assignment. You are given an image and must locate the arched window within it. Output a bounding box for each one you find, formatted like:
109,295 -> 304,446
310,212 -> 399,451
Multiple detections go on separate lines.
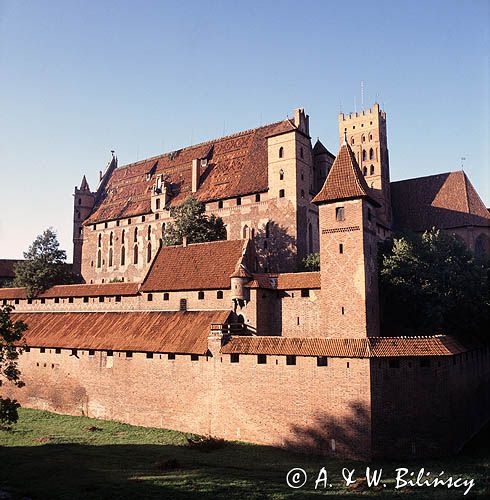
109,232 -> 113,246
133,244 -> 139,264
217,290 -> 223,299
279,147 -> 284,158
120,245 -> 125,266
156,198 -> 160,210
242,225 -> 249,239
98,234 -> 102,248
361,135 -> 365,143
121,229 -> 125,244
369,148 -> 374,160
279,169 -> 284,181
147,242 -> 152,263
147,225 -> 151,240
363,167 -> 368,176
351,137 -> 355,145
370,165 -> 375,175
362,150 -> 367,161
369,133 -> 373,141
308,223 -> 313,253
265,221 -> 270,238
108,248 -> 113,267
134,227 -> 138,242
97,249 -> 101,268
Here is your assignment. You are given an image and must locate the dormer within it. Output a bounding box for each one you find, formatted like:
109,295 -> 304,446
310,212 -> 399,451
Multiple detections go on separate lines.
151,175 -> 170,212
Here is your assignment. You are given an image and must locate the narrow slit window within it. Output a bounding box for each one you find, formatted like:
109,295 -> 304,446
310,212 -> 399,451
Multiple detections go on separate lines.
339,243 -> 344,254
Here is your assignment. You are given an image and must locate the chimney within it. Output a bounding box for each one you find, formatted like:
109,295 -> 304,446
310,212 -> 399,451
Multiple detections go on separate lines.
191,159 -> 200,193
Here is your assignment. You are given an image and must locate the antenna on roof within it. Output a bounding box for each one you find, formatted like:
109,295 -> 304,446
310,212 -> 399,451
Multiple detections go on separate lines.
361,80 -> 364,110
461,156 -> 467,170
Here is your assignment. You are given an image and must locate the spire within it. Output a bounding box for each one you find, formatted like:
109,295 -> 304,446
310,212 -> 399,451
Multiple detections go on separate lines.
342,129 -> 348,145
79,175 -> 90,191
312,141 -> 380,206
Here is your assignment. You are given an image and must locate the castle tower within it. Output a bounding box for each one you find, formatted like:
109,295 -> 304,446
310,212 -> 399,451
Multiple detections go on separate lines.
73,175 -> 95,277
338,103 -> 392,228
312,134 -> 380,338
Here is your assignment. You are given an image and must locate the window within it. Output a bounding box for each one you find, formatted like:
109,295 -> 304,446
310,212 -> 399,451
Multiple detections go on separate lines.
301,289 -> 310,298
279,169 -> 284,181
147,293 -> 153,302
279,147 -> 284,158
351,137 -> 354,145
361,135 -> 365,143
120,245 -> 125,266
71,349 -> 78,356
146,352 -> 153,359
335,207 -> 345,221
341,306 -> 345,315
156,198 -> 160,210
104,222 -> 108,229
108,248 -> 113,267
68,297 -> 74,303
218,200 -> 223,209
162,292 -> 169,301
115,295 -> 121,302
168,353 -> 176,360
317,356 -> 328,367
339,243 -> 344,254
255,193 -> 261,202
24,347 -> 30,352
133,244 -> 139,264
127,218 -> 132,225
121,229 -> 125,243
155,213 -> 159,220
236,197 -> 241,206
230,353 -> 240,363
97,250 -> 102,268
99,296 -> 105,303
242,225 -> 249,239
191,354 -> 199,361
369,133 -> 373,140
83,296 -> 89,303
54,298 -> 59,304
362,149 -> 367,161
279,189 -> 285,198
107,350 -> 113,356
134,227 -> 138,242
286,355 -> 296,366
251,354 -> 265,366
300,147 -> 304,159
89,350 -> 95,356
98,234 -> 102,248
370,165 -> 375,175
180,298 -> 187,311
141,215 -> 146,222
147,243 -> 152,262
369,148 -> 374,160
126,351 -> 133,358
363,167 -> 368,176
40,347 -> 46,353
15,298 -> 20,305
198,291 -> 204,300
109,232 -> 113,246
217,290 -> 223,299
55,348 -> 61,354
40,298 -> 45,304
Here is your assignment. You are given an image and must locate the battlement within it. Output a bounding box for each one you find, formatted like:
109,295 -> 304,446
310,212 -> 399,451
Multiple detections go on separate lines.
339,103 -> 386,122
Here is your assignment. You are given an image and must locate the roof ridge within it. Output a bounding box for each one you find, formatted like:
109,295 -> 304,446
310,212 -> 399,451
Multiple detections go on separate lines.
390,170 -> 463,185
116,118 -> 292,171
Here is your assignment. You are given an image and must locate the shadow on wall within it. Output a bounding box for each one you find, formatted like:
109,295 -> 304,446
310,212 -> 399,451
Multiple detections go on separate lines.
254,221 -> 297,273
284,401 -> 371,461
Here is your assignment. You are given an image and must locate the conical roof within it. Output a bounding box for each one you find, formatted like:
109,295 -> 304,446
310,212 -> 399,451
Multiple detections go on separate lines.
312,140 -> 379,206
79,175 -> 90,191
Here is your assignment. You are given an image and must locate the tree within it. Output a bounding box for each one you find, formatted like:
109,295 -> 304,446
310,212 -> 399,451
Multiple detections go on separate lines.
13,228 -> 77,297
379,228 -> 489,342
0,305 -> 27,426
163,198 -> 227,246
299,253 -> 320,272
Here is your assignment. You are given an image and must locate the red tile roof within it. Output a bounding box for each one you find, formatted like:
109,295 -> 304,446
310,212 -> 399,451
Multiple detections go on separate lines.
312,142 -> 379,206
13,310 -> 230,354
0,283 -> 139,299
86,120 -> 296,224
391,171 -> 490,231
141,239 -> 249,292
246,272 -> 320,290
220,335 -> 467,357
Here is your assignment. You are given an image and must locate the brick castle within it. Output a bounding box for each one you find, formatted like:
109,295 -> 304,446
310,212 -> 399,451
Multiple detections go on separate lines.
1,104 -> 489,459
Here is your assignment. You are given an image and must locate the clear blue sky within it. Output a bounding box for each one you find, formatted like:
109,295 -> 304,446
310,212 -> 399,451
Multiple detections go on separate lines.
0,0 -> 488,259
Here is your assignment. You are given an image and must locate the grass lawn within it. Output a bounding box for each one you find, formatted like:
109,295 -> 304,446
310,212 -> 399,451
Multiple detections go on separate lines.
0,408 -> 488,499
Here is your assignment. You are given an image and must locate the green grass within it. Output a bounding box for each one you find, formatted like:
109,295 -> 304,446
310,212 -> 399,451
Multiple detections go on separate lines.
0,408 -> 488,499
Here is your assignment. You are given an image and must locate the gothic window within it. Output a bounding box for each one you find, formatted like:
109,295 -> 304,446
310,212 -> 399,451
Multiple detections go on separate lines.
279,147 -> 284,158
147,225 -> 151,240
361,135 -> 365,143
242,225 -> 249,239
109,232 -> 113,246
98,234 -> 102,248
362,149 -> 367,161
122,229 -> 125,243
369,133 -> 373,141
336,207 -> 345,221
370,165 -> 375,175
108,248 -> 113,267
147,242 -> 152,263
363,167 -> 368,176
351,137 -> 355,145
279,169 -> 284,181
120,245 -> 125,266
156,198 -> 160,210
369,148 -> 374,160
97,250 -> 101,268
133,244 -> 139,264
134,227 -> 138,242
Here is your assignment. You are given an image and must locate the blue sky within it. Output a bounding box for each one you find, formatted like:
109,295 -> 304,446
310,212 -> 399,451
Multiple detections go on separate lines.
0,0 -> 488,259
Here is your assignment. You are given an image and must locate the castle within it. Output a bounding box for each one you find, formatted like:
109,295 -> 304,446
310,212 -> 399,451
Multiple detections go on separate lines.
1,104 -> 489,459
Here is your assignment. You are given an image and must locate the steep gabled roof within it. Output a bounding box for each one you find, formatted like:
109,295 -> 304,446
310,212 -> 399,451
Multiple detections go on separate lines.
85,119 -> 296,224
246,272 -> 320,290
312,141 -> 379,206
391,171 -> 490,231
13,310 -> 231,354
141,239 -> 250,292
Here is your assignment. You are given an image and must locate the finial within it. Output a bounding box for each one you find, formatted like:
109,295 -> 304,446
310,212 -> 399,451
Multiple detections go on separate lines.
111,150 -> 115,158
342,129 -> 348,145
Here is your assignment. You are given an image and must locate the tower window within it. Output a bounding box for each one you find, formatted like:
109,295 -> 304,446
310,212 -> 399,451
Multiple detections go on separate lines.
370,165 -> 375,175
339,243 -> 344,254
97,250 -> 102,268
134,227 -> 138,242
341,306 -> 345,315
133,244 -> 139,264
279,189 -> 285,198
279,169 -> 284,181
147,225 -> 151,239
156,198 -> 160,210
163,292 -> 169,301
363,167 -> 368,176
109,232 -> 113,246
362,149 -> 367,161
217,290 -> 223,299
369,133 -> 373,141
351,137 -> 354,145
98,234 -> 102,248
121,229 -> 125,243
286,355 -> 296,366
128,218 -> 132,225
369,148 -> 374,160
279,147 -> 284,158
361,135 -> 365,143
198,291 -> 204,300
104,222 -> 108,229
335,207 -> 345,221
141,215 -> 146,222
